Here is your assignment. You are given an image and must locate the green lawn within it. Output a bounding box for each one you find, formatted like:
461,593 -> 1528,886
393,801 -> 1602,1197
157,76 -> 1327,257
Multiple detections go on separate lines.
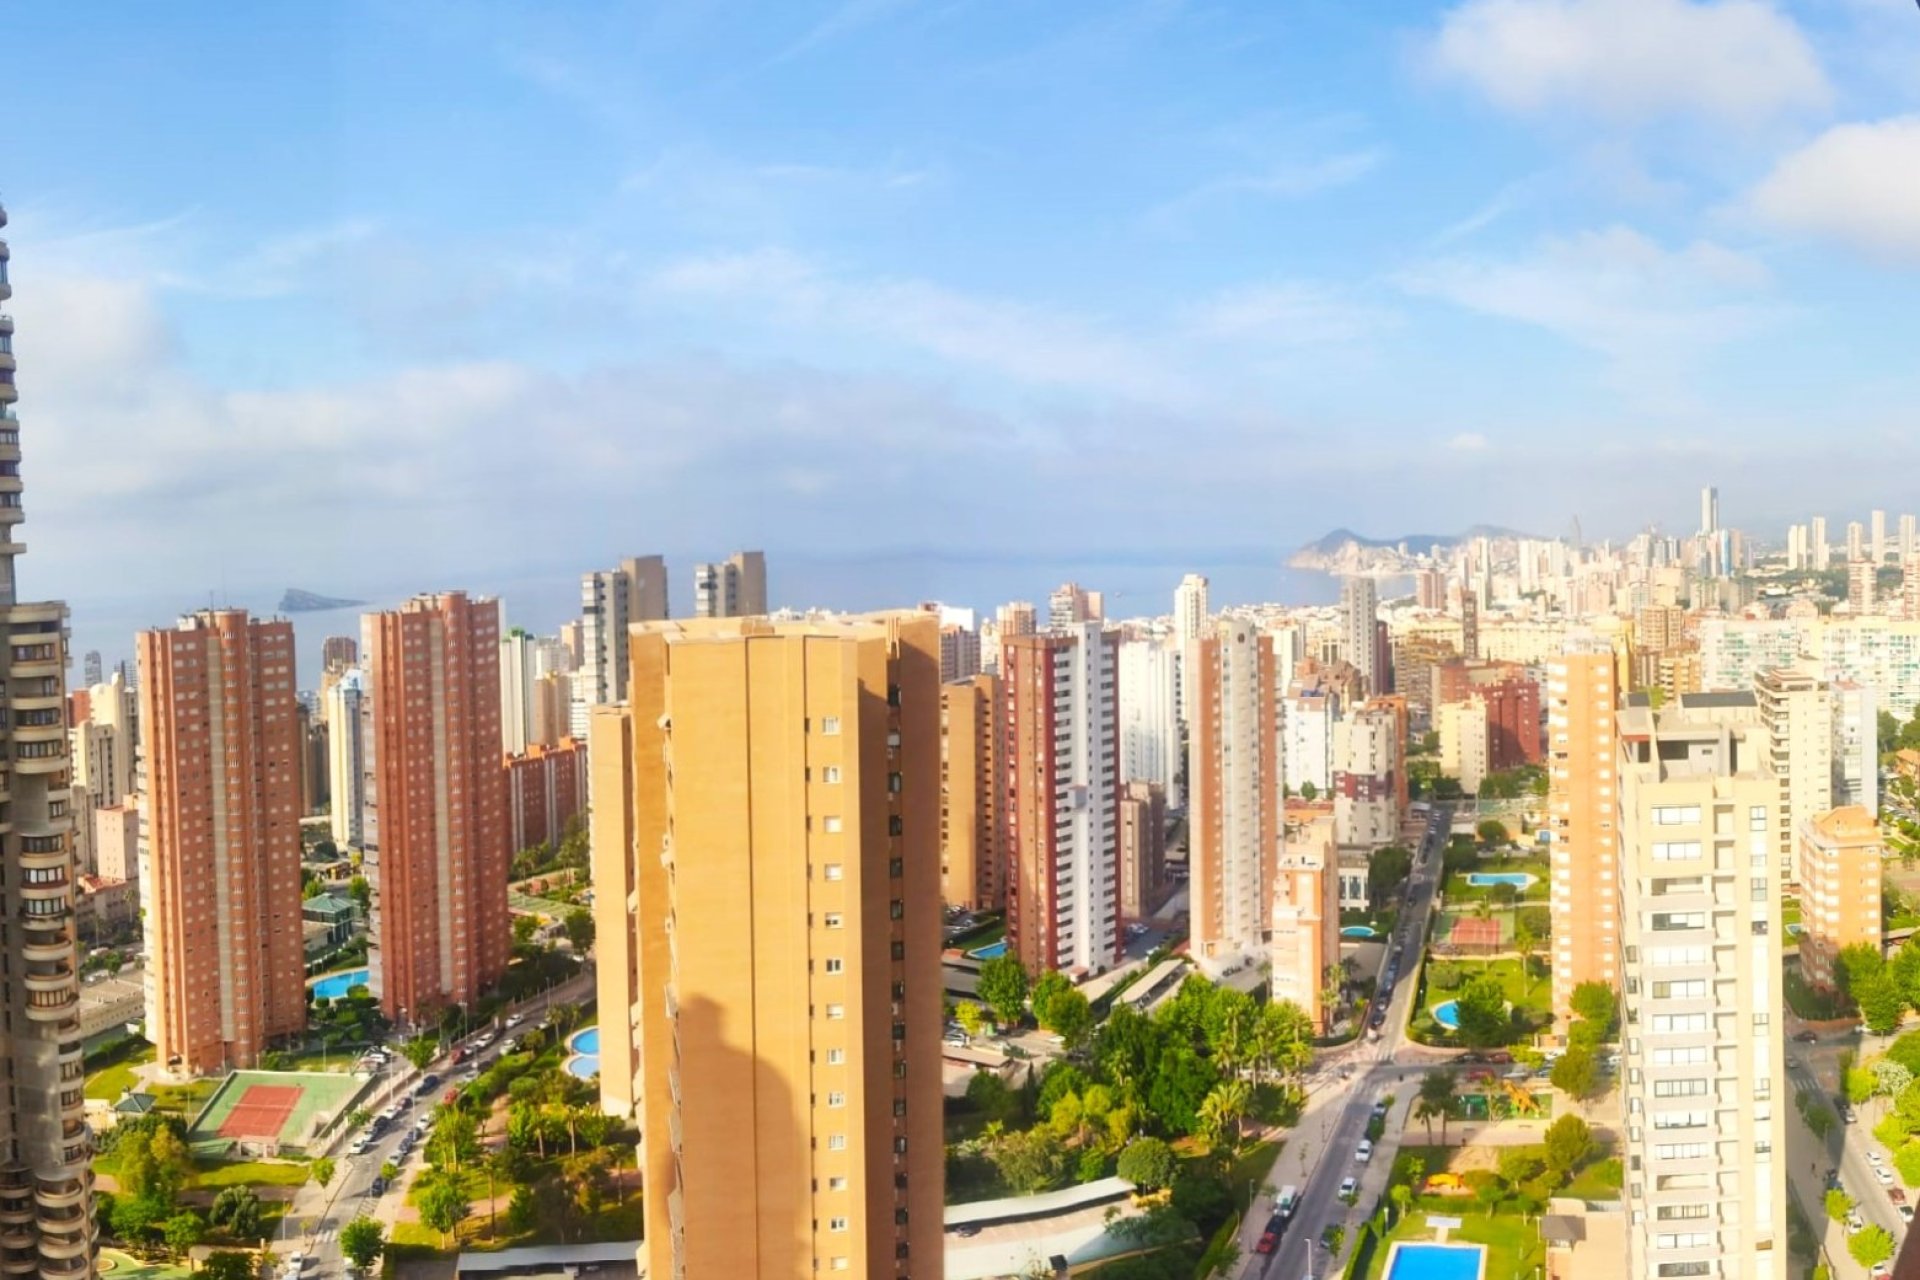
1228,1140 -> 1283,1201
98,1249 -> 190,1280
150,1078 -> 218,1116
1422,955 -> 1551,1020
86,1057 -> 148,1102
1563,1157 -> 1624,1201
193,1159 -> 313,1190
1441,856 -> 1550,905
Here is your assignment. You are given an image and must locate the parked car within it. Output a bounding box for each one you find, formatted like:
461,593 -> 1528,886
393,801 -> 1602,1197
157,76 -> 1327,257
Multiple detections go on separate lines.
1355,1140 -> 1373,1164
1900,1204 -> 1914,1224
1889,1186 -> 1907,1206
505,1013 -> 525,1029
1339,1177 -> 1358,1200
1793,1030 -> 1819,1043
420,1073 -> 440,1090
1256,1231 -> 1277,1255
1877,1166 -> 1895,1186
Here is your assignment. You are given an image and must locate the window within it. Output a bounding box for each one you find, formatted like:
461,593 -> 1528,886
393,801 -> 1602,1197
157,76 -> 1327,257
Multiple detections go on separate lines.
1751,877 -> 1768,902
1652,805 -> 1701,826
821,717 -> 841,735
824,958 -> 843,974
830,1261 -> 849,1272
825,1004 -> 845,1020
1750,805 -> 1767,831
824,913 -> 843,929
1656,1267 -> 1709,1279
826,1091 -> 846,1108
828,1176 -> 848,1191
1653,1079 -> 1709,1098
829,1217 -> 849,1233
822,765 -> 841,784
823,863 -> 843,881
1752,1012 -> 1769,1030
1651,1013 -> 1709,1034
1651,980 -> 1707,999
825,1049 -> 845,1065
1652,1110 -> 1708,1130
1648,946 -> 1709,967
823,816 -> 843,833
827,1134 -> 847,1151
1656,1233 -> 1713,1250
1654,1142 -> 1710,1160
1650,912 -> 1705,931
1651,841 -> 1702,861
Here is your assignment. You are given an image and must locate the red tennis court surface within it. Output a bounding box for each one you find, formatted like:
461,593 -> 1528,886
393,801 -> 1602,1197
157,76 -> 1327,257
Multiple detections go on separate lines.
218,1084 -> 302,1139
1446,917 -> 1501,953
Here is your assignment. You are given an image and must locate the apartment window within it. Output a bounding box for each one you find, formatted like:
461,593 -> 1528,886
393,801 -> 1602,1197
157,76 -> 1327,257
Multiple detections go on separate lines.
1656,1267 -> 1709,1278
1656,1233 -> 1713,1250
1655,1142 -> 1710,1160
1651,980 -> 1707,999
1651,842 -> 1702,861
889,815 -> 903,836
825,1004 -> 845,1020
1650,1013 -> 1709,1034
1653,1079 -> 1709,1098
823,816 -> 844,834
829,1262 -> 849,1273
827,1134 -> 847,1151
829,1217 -> 849,1233
828,1176 -> 848,1191
826,1049 -> 845,1065
891,941 -> 906,961
1652,805 -> 1701,826
1650,912 -> 1705,931
824,958 -> 844,975
821,717 -> 842,735
822,765 -> 842,784
1750,805 -> 1767,832
1652,1110 -> 1708,1130
823,863 -> 844,882
1648,947 -> 1708,967
1753,1012 -> 1769,1030
889,771 -> 903,793
826,1091 -> 846,1108
893,1099 -> 908,1117
890,857 -> 903,878
824,913 -> 844,929
1751,920 -> 1769,936
890,900 -> 905,920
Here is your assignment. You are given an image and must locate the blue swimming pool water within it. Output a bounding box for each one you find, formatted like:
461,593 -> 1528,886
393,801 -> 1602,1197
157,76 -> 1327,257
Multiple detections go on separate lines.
1383,1242 -> 1485,1280
312,969 -> 370,1000
1432,1000 -> 1461,1031
566,1027 -> 601,1078
1466,872 -> 1536,890
1341,925 -> 1378,938
572,1028 -> 600,1054
968,940 -> 1009,959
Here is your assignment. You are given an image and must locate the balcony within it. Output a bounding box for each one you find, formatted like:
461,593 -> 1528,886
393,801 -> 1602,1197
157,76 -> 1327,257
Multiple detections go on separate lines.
20,940 -> 66,965
34,1230 -> 88,1261
22,967 -> 73,995
23,991 -> 76,1023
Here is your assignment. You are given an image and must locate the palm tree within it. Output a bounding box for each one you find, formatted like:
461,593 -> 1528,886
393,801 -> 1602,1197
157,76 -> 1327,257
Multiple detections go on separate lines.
1199,1079 -> 1253,1154
1514,922 -> 1539,993
1419,1070 -> 1460,1146
1390,1183 -> 1412,1226
1320,965 -> 1344,1035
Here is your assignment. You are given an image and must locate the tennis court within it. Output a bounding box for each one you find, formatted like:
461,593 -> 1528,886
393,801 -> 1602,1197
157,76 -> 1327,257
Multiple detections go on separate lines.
188,1070 -> 369,1156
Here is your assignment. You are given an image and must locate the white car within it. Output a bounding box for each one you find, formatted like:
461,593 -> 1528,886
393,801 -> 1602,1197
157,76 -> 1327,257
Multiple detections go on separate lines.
286,1254 -> 306,1273
1900,1205 -> 1915,1223
1877,1166 -> 1895,1186
1869,1148 -> 1886,1167
1355,1140 -> 1373,1164
505,1013 -> 524,1028
1339,1177 -> 1358,1199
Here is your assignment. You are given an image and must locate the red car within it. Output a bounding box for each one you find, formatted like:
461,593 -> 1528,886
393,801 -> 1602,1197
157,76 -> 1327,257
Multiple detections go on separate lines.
1256,1232 -> 1278,1255
1891,1187 -> 1908,1206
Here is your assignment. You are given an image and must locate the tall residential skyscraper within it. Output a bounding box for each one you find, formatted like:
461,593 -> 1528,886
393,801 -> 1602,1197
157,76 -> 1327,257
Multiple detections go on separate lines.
1811,514 -> 1830,569
1118,781 -> 1167,920
1699,485 -> 1718,534
321,635 -> 358,670
1847,520 -> 1866,563
580,555 -> 667,709
137,610 -> 306,1074
1797,806 -> 1882,993
1616,693 -> 1786,1278
1342,576 -> 1380,695
1270,813 -> 1340,1030
0,199 -> 99,1269
1546,649 -> 1619,1027
1330,702 -> 1399,850
1047,581 -> 1095,629
1902,513 -> 1918,563
1173,573 -> 1209,641
692,549 -> 767,618
1117,634 -> 1182,809
938,674 -> 1002,912
1187,619 -> 1279,960
1754,666 -> 1832,884
597,614 -> 944,1280
81,650 -> 101,688
71,670 -> 137,814
324,667 -> 370,849
500,629 -> 573,754
363,592 -> 508,1022
1831,679 -> 1879,814
1004,624 -> 1120,974
1848,558 -> 1876,615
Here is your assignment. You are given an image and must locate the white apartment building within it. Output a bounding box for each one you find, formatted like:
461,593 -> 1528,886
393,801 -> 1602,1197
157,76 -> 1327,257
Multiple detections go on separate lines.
1331,704 -> 1398,849
1118,634 -> 1183,810
1617,694 -> 1787,1280
324,667 -> 369,849
1753,669 -> 1831,884
1282,680 -> 1337,796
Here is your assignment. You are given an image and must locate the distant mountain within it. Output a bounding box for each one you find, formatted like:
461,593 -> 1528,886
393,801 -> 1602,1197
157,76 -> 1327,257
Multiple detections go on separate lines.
279,588 -> 367,613
1289,525 -> 1532,571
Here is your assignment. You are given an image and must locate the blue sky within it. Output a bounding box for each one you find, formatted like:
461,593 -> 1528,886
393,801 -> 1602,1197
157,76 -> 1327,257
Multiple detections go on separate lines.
7,0 -> 1920,633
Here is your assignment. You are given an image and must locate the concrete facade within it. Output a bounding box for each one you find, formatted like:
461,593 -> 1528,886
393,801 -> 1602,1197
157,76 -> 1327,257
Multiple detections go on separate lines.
1797,805 -> 1883,992
1186,620 -> 1279,959
938,675 -> 1001,913
1547,650 -> 1620,1028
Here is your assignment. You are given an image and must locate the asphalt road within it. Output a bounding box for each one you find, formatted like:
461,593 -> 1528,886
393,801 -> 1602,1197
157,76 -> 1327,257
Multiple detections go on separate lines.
1261,805 -> 1453,1280
1787,1042 -> 1905,1255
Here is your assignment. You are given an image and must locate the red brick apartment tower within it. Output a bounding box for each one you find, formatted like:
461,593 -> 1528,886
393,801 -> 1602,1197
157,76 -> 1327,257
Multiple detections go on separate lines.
138,610 -> 306,1073
364,592 -> 508,1023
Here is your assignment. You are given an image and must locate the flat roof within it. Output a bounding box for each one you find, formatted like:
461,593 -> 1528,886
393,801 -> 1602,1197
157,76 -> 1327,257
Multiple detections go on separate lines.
455,1242 -> 639,1276
944,1177 -> 1135,1227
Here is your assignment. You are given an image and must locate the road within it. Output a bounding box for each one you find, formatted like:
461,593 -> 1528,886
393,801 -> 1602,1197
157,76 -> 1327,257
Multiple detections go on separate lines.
1786,1038 -> 1906,1276
1257,804 -> 1454,1280
277,972 -> 595,1277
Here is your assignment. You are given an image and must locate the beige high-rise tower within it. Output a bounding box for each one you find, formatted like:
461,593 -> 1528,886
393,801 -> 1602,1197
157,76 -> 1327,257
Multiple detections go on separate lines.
600,614 -> 944,1280
938,674 -> 1001,912
1753,666 -> 1831,886
0,199 -> 97,1277
1617,693 -> 1787,1280
1186,619 -> 1279,960
138,611 -> 307,1074
1547,649 -> 1619,1028
692,550 -> 767,619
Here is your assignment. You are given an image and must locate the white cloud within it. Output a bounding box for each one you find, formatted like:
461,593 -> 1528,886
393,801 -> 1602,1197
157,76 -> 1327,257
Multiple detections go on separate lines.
1399,226 -> 1780,399
1147,148 -> 1385,230
1746,116 -> 1920,262
1426,0 -> 1829,125
1448,432 -> 1490,451
654,249 -> 1191,403
1182,282 -> 1391,346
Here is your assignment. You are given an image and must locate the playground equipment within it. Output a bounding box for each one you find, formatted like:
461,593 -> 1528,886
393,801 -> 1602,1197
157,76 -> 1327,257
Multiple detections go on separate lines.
1500,1077 -> 1541,1116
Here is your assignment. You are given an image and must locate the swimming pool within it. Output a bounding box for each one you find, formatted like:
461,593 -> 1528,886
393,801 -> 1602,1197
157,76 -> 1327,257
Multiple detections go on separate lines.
1383,1242 -> 1486,1280
312,969 -> 370,1000
566,1027 -> 601,1079
968,940 -> 1009,960
1466,872 -> 1537,890
1341,925 -> 1378,938
1431,1000 -> 1461,1031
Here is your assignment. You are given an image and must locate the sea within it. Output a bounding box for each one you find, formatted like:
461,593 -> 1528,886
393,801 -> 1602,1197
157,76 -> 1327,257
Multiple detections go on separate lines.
63,550 -> 1354,695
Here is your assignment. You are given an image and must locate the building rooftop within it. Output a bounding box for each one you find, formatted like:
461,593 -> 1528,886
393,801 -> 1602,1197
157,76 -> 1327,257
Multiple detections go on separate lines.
454,1241 -> 639,1280
1809,805 -> 1881,844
